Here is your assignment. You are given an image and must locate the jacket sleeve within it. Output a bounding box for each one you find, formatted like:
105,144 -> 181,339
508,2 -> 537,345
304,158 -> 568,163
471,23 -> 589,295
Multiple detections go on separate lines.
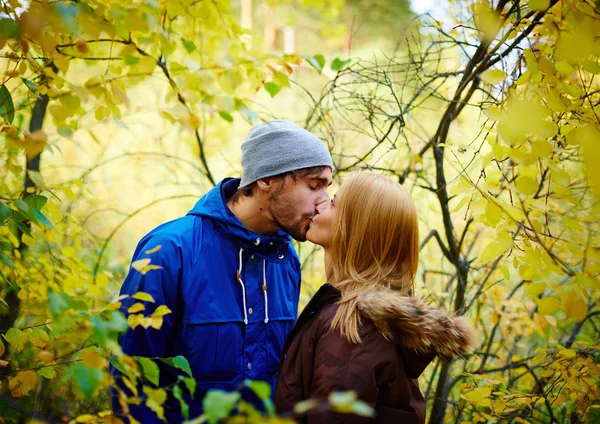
118,233 -> 183,358
307,321 -> 395,424
111,234 -> 183,421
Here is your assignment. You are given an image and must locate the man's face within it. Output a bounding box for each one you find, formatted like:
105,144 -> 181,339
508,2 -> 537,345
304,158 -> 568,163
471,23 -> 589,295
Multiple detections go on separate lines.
267,168 -> 333,241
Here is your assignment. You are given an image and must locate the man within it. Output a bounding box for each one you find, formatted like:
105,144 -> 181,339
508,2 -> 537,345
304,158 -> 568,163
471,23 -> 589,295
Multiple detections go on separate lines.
112,120 -> 333,422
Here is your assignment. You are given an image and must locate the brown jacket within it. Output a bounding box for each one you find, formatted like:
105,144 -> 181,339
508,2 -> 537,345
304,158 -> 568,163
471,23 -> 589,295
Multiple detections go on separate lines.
274,284 -> 475,424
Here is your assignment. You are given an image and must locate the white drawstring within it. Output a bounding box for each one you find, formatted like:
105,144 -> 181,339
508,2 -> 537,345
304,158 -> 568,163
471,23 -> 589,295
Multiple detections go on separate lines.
237,248 -> 248,325
237,247 -> 269,325
262,259 -> 269,324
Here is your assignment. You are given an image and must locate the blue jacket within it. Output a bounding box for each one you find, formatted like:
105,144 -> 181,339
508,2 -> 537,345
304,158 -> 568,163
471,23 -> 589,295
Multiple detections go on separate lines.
111,178 -> 301,422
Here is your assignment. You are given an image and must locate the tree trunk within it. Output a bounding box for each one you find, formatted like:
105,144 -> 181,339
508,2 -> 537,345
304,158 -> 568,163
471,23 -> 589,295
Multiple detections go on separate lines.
283,26 -> 295,54
0,91 -> 49,341
241,0 -> 253,49
263,4 -> 278,50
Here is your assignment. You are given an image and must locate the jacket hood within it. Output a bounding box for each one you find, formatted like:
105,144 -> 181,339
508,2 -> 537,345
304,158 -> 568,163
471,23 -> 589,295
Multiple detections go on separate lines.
187,178 -> 292,259
357,288 -> 476,364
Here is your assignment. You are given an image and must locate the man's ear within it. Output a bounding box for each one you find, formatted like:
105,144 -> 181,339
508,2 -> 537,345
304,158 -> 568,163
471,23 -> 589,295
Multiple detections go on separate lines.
256,177 -> 273,192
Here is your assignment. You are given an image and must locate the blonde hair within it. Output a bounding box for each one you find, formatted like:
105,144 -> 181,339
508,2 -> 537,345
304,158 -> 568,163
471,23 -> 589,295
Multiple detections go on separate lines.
328,172 -> 420,343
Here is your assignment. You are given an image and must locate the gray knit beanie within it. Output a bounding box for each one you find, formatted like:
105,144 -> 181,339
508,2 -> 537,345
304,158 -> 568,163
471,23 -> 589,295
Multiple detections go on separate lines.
239,120 -> 333,188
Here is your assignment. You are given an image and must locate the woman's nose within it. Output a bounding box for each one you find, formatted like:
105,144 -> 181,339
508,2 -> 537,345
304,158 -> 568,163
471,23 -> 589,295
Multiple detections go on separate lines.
316,199 -> 330,213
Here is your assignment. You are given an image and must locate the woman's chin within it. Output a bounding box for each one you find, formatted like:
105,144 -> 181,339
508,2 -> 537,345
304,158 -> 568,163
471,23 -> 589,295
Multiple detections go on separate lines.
306,230 -> 325,247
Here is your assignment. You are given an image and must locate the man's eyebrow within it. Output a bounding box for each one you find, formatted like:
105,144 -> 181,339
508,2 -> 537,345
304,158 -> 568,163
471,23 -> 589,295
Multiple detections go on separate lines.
310,177 -> 332,186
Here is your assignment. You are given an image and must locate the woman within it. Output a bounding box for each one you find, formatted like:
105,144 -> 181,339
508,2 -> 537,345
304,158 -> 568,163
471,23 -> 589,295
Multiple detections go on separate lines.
274,173 -> 475,423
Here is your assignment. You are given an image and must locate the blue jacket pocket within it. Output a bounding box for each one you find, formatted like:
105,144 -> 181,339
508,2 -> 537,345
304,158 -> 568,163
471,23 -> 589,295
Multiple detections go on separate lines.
182,321 -> 242,382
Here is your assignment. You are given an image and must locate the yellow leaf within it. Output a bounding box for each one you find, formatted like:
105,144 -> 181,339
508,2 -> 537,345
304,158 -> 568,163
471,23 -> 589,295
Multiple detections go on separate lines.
128,303 -> 145,313
485,201 -> 503,227
95,106 -> 105,120
526,282 -> 546,298
462,387 -> 492,404
140,317 -> 153,329
140,264 -> 163,275
480,69 -> 506,85
555,61 -> 575,74
583,60 -> 600,75
473,2 -> 501,42
558,348 -> 576,359
516,176 -> 538,196
528,0 -> 550,11
16,370 -> 38,390
131,258 -> 151,272
479,242 -> 508,263
537,297 -> 560,315
75,414 -> 94,423
83,350 -> 107,369
152,305 -> 172,317
128,313 -> 143,329
22,130 -> 48,161
38,350 -> 55,364
30,328 -> 49,349
562,292 -> 588,322
132,291 -> 155,302
483,106 -> 504,121
54,55 -> 70,74
144,245 -> 162,255
0,338 -> 4,356
0,359 -> 8,367
150,315 -> 163,329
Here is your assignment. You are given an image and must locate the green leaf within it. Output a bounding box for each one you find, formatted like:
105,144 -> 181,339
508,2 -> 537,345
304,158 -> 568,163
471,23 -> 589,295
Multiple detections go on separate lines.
159,355 -> 192,377
218,112 -> 234,122
3,327 -> 26,352
305,54 -> 325,73
38,366 -> 59,379
0,84 -> 15,124
182,39 -> 197,54
0,241 -> 11,252
21,78 -> 36,93
132,291 -> 155,302
272,71 -> 290,88
203,390 -> 240,424
240,107 -> 258,123
73,363 -> 104,400
0,202 -> 11,223
48,291 -> 70,317
125,55 -> 140,66
331,57 -> 348,71
52,3 -> 78,34
329,391 -> 357,407
180,376 -> 196,398
33,210 -> 53,228
0,252 -> 16,269
264,82 -> 280,97
0,18 -> 20,39
15,200 -> 30,215
245,380 -> 271,400
14,220 -> 32,237
351,400 -> 375,417
137,357 -> 160,386
173,385 -> 189,420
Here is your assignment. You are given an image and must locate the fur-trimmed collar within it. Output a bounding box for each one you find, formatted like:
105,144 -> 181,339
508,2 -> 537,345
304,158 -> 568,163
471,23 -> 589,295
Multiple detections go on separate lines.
357,287 -> 476,361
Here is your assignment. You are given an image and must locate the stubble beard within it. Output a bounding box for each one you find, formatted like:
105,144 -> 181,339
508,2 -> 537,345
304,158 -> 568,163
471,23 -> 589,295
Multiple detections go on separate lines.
268,192 -> 312,242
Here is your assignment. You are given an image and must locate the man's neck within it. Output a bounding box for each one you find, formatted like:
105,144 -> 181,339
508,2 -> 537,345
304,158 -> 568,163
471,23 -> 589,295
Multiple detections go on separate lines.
227,196 -> 280,236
